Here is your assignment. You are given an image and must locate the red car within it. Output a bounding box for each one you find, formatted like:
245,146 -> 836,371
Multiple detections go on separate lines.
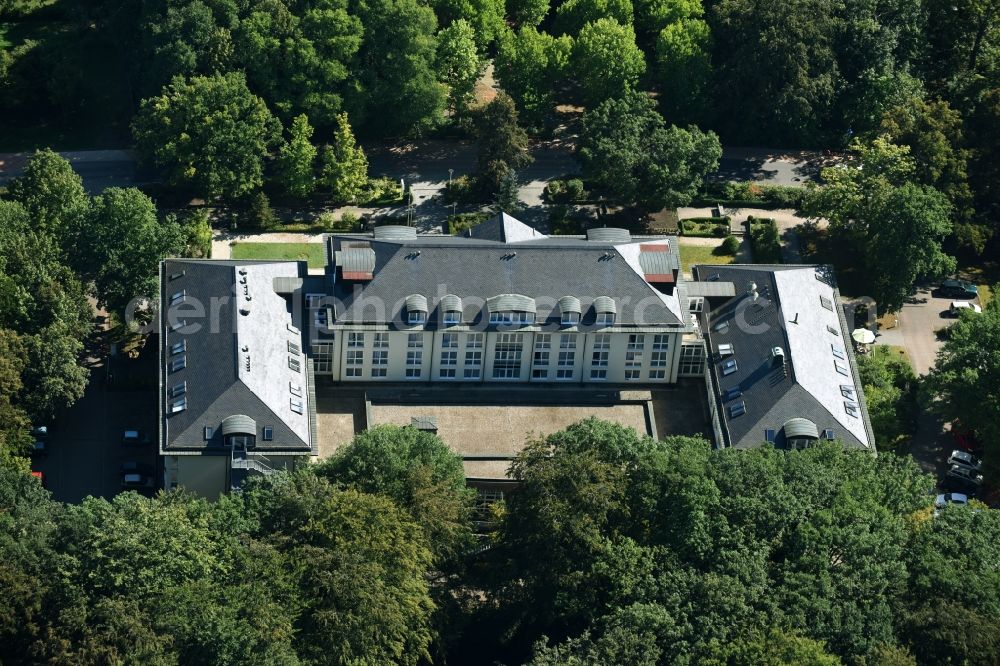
30,470 -> 45,487
953,424 -> 984,454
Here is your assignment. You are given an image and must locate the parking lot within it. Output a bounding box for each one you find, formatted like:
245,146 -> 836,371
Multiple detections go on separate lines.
31,349 -> 158,503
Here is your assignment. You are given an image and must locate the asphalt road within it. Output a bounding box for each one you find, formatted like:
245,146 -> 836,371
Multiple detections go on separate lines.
0,149 -> 141,194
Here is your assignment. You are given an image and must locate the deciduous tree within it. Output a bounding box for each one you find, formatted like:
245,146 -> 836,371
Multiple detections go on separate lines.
495,27 -> 573,128
277,114 -> 318,198
572,18 -> 646,107
436,19 -> 482,114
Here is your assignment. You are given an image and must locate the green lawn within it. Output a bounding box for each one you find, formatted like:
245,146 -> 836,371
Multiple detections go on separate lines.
679,243 -> 736,273
230,243 -> 326,269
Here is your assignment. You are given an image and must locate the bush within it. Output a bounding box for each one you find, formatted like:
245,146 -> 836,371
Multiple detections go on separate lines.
699,181 -> 808,209
447,212 -> 490,235
544,178 -> 587,203
721,235 -> 740,255
319,211 -> 359,232
180,209 -> 212,258
680,216 -> 730,237
749,217 -> 782,263
359,177 -> 403,206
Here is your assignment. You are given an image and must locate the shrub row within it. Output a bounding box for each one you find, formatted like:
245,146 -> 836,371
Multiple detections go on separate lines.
680,216 -> 731,237
748,216 -> 783,264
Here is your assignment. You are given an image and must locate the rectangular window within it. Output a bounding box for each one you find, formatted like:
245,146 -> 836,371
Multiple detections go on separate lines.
844,401 -> 859,417
827,325 -> 840,336
464,367 -> 481,379
408,311 -> 426,324
170,290 -> 186,304
170,397 -> 186,413
312,343 -> 334,374
590,368 -> 607,380
170,340 -> 186,355
835,360 -> 849,376
489,311 -> 535,325
289,382 -> 302,397
466,333 -> 483,348
263,426 -> 273,441
290,398 -> 304,414
408,333 -> 423,348
170,356 -> 186,372
831,344 -> 845,360
345,367 -> 362,377
465,350 -> 482,366
560,334 -> 576,349
561,312 -> 580,325
820,295 -> 834,311
372,350 -> 388,366
371,367 -> 387,378
653,334 -> 669,350
203,426 -> 214,440
407,350 -> 423,366
373,332 -> 389,348
440,367 -> 457,378
443,311 -> 461,325
729,401 -> 746,417
840,384 -> 856,399
557,368 -> 574,380
442,333 -> 459,348
346,350 -> 363,365
679,344 -> 706,376
169,319 -> 187,332
625,369 -> 641,380
596,312 -> 614,325
558,351 -> 575,366
625,351 -> 642,367
288,357 -> 301,373
535,333 -> 551,349
492,333 -> 524,378
627,334 -> 645,351
722,358 -> 738,375
648,369 -> 665,379
532,368 -> 549,379
169,381 -> 186,398
650,351 -> 668,367
592,350 -> 609,367
688,297 -> 704,313
593,334 -> 610,350
348,332 -> 364,348
169,270 -> 185,281
287,340 -> 301,355
765,428 -> 776,443
441,350 -> 458,366
534,350 -> 550,366
406,367 -> 422,378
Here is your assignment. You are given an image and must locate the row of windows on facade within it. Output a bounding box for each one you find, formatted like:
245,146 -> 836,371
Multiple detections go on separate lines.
405,310 -> 617,326
317,334 -> 707,380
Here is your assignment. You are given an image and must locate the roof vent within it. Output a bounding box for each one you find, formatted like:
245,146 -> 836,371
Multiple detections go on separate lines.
771,346 -> 785,366
373,225 -> 418,240
587,227 -> 631,243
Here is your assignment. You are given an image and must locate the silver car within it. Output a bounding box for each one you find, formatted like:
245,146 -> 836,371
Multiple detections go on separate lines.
947,449 -> 982,473
946,464 -> 983,486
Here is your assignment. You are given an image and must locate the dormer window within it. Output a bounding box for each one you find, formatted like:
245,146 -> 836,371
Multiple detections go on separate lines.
405,294 -> 428,325
443,311 -> 461,325
489,311 -> 535,325
409,311 -> 426,324
596,312 -> 614,325
561,312 -> 580,325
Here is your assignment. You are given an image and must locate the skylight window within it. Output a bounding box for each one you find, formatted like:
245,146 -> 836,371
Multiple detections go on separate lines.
765,428 -> 776,443
713,320 -> 730,333
169,381 -> 186,398
170,356 -> 186,372
834,360 -> 849,376
263,426 -> 273,441
289,382 -> 302,397
840,385 -> 856,399
831,344 -> 845,360
844,401 -> 859,418
288,357 -> 301,373
820,295 -> 834,311
288,341 -> 300,355
725,386 -> 742,401
169,319 -> 187,332
729,401 -> 746,417
722,358 -> 738,376
290,398 -> 304,415
827,324 -> 840,336
718,343 -> 734,356
824,429 -> 835,440
169,397 -> 187,413
170,340 -> 186,356
170,290 -> 186,304
169,270 -> 185,281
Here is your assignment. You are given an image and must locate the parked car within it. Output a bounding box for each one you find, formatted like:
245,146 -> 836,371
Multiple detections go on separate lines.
946,464 -> 983,486
940,279 -> 978,299
952,422 -> 984,454
30,439 -> 47,457
949,301 -> 982,316
121,430 -> 150,446
30,426 -> 49,438
121,472 -> 154,489
935,492 -> 968,508
30,470 -> 45,487
947,449 -> 982,473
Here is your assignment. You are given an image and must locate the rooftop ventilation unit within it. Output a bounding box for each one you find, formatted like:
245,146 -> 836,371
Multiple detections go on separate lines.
586,227 -> 631,243
373,225 -> 418,240
771,346 -> 785,367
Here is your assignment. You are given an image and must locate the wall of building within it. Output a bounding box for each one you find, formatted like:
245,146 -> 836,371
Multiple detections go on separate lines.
170,455 -> 228,500
313,328 -> 684,384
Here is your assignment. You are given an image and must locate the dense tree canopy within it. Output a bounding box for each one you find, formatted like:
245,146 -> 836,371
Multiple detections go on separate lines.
579,90 -> 721,211
572,18 -> 646,107
495,27 -> 573,129
132,72 -> 282,199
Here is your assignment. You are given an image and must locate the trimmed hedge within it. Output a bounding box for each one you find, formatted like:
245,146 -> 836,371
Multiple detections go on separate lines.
748,216 -> 782,264
698,181 -> 808,209
680,216 -> 730,238
446,211 -> 490,235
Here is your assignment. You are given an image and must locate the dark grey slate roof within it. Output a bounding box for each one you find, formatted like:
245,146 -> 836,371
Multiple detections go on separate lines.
325,228 -> 686,329
160,259 -> 312,453
693,264 -> 874,451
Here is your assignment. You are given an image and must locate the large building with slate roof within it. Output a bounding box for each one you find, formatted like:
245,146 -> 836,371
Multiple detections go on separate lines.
159,213 -> 874,497
690,264 -> 875,451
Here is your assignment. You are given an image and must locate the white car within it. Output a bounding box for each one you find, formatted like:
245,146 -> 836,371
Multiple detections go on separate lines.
947,449 -> 982,473
950,301 -> 982,316
934,492 -> 968,509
